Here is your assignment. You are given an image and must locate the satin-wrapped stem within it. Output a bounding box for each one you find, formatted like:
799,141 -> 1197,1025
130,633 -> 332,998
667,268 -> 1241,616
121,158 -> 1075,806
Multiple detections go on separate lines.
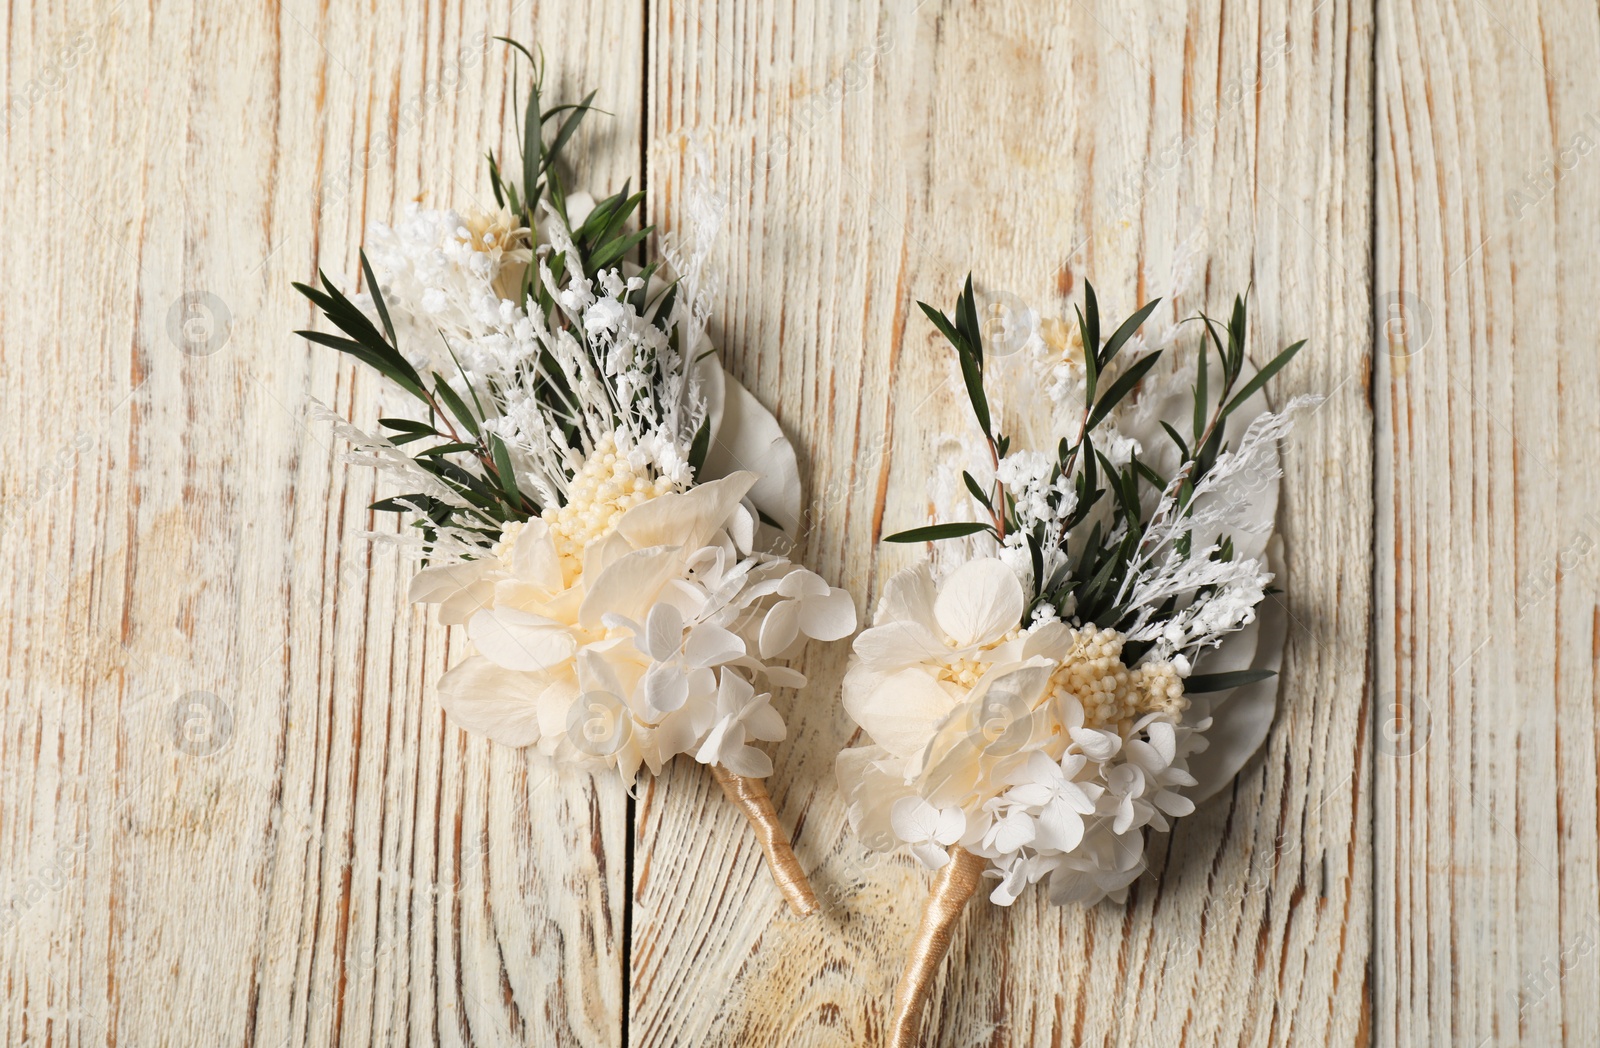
889,846 -> 985,1048
711,764 -> 819,917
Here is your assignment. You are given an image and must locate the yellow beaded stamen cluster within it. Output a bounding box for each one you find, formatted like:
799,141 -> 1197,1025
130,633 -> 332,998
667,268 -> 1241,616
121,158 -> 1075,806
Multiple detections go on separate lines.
1045,625 -> 1188,729
541,435 -> 676,583
937,630 -> 1025,689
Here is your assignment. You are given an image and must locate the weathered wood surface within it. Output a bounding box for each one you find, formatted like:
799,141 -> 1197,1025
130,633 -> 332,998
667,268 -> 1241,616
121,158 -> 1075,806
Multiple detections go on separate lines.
0,0 -> 1588,1045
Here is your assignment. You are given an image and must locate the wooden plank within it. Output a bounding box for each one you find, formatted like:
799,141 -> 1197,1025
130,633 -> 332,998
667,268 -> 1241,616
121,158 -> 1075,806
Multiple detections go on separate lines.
0,2 -> 638,1044
634,1 -> 1375,1044
1373,1 -> 1600,1045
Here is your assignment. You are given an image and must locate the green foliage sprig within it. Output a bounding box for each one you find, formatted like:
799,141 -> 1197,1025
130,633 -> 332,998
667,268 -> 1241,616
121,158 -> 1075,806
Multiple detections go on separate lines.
294,40 -> 682,550
888,274 -> 1304,667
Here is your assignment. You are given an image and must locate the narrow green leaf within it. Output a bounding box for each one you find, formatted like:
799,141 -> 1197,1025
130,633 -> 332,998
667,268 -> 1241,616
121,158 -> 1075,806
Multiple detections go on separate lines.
359,250 -> 396,348
882,521 -> 994,543
1222,339 -> 1306,417
1099,298 -> 1161,369
962,471 -> 993,510
1086,350 -> 1162,430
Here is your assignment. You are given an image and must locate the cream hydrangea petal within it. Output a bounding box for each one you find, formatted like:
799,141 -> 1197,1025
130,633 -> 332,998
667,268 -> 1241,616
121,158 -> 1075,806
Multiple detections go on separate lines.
742,700 -> 786,742
932,558 -> 1024,647
852,619 -> 948,671
758,600 -> 801,658
467,607 -> 577,672
836,746 -> 914,851
798,587 -> 857,641
878,562 -> 940,631
436,656 -> 545,747
511,518 -> 564,592
615,471 -> 758,552
439,583 -> 496,626
842,663 -> 960,759
685,624 -> 745,668
577,545 -> 687,628
535,677 -> 579,740
409,561 -> 492,603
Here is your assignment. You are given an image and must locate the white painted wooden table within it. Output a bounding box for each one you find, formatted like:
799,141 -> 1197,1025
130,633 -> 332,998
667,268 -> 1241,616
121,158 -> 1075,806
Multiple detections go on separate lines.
2,1 -> 1596,1044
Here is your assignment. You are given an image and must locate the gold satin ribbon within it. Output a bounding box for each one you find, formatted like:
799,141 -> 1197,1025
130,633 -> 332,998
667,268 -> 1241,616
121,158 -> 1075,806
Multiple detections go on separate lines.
711,764 -> 820,917
889,846 -> 985,1048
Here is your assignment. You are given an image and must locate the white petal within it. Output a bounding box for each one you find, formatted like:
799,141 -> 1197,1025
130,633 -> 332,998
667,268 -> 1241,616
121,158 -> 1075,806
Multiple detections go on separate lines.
438,582 -> 496,626
1069,727 -> 1122,762
758,600 -> 801,658
933,559 -> 1024,647
742,701 -> 786,742
798,587 -> 858,641
644,603 -> 684,661
467,608 -> 576,672
435,656 -> 545,747
765,666 -> 807,689
510,519 -> 564,591
842,663 -> 959,759
1034,799 -> 1085,853
911,840 -> 953,869
578,545 -> 686,628
877,562 -> 940,631
1145,721 -> 1178,765
616,472 -> 757,552
1153,790 -> 1195,817
686,624 -> 746,668
891,796 -> 940,843
852,620 -> 948,670
642,664 -> 690,716
932,806 -> 966,845
409,562 -> 491,604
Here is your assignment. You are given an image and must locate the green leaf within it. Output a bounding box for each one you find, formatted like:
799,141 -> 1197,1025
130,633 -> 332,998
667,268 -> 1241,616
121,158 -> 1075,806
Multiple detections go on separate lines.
542,90 -> 597,172
1099,297 -> 1161,369
1159,420 -> 1190,460
432,376 -> 480,437
360,251 -> 396,348
882,521 -> 994,543
523,73 -> 542,214
588,226 -> 651,272
1184,669 -> 1276,693
489,433 -> 524,508
918,301 -> 964,353
1194,338 -> 1208,440
1086,350 -> 1162,430
1222,339 -> 1306,417
962,470 -> 993,510
954,275 -> 983,365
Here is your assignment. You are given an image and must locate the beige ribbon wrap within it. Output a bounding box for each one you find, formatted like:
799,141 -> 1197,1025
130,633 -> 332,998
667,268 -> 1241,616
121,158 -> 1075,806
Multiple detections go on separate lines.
889,845 -> 985,1048
711,764 -> 819,917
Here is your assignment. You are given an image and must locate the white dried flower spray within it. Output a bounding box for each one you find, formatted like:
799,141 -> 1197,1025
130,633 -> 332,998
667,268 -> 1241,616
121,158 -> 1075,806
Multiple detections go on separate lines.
840,268 -> 1311,1047
293,47 -> 854,916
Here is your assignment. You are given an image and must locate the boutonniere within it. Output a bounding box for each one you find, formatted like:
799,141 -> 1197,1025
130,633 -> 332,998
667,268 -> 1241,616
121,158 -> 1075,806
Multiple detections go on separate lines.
837,263 -> 1312,1044
294,42 -> 854,915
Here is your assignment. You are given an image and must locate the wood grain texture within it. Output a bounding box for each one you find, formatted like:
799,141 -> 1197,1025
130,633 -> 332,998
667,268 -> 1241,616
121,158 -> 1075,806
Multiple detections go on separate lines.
1,2 -> 638,1044
635,1 -> 1374,1045
1373,1 -> 1600,1046
2,0 -> 1592,1045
